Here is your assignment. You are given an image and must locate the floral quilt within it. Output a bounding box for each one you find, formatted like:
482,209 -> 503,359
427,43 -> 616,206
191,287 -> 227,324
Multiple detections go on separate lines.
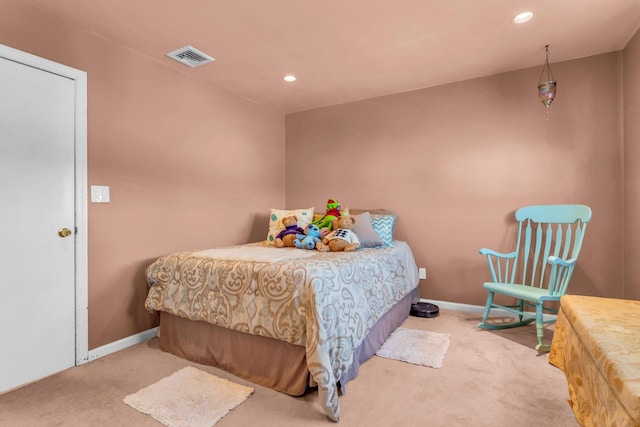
145,240 -> 419,421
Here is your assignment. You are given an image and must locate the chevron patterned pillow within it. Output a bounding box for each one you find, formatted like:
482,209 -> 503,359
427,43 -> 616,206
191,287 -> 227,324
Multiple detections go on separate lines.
369,213 -> 397,247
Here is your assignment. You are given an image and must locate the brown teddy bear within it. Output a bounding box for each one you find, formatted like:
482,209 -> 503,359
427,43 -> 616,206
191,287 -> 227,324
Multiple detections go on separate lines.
316,215 -> 360,252
275,215 -> 304,247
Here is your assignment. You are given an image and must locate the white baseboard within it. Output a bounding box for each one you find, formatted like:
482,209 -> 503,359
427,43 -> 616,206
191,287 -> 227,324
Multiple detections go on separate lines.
85,327 -> 159,363
420,298 -> 557,321
420,298 -> 486,314
82,299 -> 554,364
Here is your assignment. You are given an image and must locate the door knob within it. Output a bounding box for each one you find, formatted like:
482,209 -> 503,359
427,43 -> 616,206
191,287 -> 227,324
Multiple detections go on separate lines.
58,227 -> 72,238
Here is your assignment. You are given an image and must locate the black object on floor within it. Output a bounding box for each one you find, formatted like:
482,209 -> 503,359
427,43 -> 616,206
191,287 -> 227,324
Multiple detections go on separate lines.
410,302 -> 439,318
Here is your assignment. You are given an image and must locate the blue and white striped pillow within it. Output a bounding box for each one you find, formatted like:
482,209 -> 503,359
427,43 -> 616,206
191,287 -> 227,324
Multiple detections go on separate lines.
369,213 -> 397,247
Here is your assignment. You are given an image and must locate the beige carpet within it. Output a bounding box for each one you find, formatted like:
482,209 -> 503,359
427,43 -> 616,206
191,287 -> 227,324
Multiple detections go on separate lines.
376,327 -> 450,368
123,366 -> 254,427
0,309 -> 580,427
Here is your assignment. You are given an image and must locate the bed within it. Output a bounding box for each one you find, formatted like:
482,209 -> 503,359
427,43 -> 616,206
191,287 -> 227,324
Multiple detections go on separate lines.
144,236 -> 420,421
549,295 -> 640,427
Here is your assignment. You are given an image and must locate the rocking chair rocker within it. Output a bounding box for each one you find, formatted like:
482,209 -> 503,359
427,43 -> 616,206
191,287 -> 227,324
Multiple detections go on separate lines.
477,204 -> 591,351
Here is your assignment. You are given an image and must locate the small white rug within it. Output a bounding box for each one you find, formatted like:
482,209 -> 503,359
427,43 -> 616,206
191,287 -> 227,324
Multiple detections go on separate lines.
123,366 -> 254,427
376,327 -> 451,369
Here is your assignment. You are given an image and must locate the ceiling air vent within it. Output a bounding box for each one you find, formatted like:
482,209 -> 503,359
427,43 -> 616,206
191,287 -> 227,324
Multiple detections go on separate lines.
166,45 -> 215,68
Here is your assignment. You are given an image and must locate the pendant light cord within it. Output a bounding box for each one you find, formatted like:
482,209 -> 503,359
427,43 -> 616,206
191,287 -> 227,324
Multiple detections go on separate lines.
538,45 -> 555,84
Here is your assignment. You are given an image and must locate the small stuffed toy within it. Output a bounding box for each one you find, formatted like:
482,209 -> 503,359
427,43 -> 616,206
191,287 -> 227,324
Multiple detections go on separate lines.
294,223 -> 323,250
275,215 -> 304,248
313,199 -> 343,236
317,215 -> 360,252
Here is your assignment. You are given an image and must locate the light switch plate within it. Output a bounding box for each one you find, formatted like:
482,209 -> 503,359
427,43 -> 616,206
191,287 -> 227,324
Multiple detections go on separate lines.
419,268 -> 427,280
91,185 -> 110,203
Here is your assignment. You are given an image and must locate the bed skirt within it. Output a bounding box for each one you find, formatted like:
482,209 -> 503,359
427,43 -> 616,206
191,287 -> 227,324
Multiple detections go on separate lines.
159,287 -> 419,396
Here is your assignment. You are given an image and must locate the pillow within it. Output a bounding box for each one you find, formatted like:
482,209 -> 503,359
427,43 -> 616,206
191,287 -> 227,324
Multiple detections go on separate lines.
369,212 -> 397,247
351,211 -> 384,248
266,207 -> 314,245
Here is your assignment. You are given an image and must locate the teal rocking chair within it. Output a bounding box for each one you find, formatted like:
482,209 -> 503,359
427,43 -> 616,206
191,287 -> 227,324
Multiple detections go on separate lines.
478,204 -> 591,351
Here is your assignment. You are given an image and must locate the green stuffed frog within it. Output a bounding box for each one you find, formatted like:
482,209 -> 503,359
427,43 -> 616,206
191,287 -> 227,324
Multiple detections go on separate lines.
312,198 -> 343,235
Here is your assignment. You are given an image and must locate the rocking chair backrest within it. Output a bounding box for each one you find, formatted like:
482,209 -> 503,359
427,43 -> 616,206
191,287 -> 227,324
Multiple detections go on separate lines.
512,204 -> 591,296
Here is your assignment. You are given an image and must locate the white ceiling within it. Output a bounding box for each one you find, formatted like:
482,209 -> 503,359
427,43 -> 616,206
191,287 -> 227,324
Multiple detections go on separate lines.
24,0 -> 640,113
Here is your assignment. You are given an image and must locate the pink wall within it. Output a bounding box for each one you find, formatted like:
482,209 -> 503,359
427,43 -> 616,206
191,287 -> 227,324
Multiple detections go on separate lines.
624,28 -> 640,301
286,53 -> 625,305
1,0 -> 285,349
3,0 -> 636,351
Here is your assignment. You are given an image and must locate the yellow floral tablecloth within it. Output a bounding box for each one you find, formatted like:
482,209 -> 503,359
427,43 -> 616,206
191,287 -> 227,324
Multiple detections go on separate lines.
549,295 -> 640,427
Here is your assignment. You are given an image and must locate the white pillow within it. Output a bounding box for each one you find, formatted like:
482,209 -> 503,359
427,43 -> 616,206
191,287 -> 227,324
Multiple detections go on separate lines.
266,207 -> 315,245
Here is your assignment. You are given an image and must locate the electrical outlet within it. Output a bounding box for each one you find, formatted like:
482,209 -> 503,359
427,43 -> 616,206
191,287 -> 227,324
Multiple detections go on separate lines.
419,268 -> 426,280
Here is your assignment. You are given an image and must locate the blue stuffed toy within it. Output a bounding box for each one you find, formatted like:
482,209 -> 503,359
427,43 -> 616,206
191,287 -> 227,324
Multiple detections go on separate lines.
294,223 -> 323,250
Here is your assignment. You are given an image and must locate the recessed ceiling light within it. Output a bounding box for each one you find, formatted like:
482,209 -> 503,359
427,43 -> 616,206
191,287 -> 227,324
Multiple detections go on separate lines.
284,75 -> 297,82
513,11 -> 534,24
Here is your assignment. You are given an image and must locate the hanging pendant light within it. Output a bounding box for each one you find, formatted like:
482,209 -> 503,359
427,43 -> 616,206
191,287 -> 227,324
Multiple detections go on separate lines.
538,45 -> 556,111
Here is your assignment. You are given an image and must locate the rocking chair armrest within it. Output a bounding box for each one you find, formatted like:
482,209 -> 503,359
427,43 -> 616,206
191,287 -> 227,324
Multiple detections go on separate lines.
479,248 -> 517,259
547,256 -> 577,267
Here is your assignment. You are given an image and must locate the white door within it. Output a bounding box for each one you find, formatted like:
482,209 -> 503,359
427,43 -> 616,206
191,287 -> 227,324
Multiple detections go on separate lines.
0,55 -> 77,392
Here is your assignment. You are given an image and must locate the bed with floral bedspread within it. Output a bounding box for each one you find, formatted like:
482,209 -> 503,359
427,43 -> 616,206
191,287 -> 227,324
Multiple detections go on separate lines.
145,240 -> 420,421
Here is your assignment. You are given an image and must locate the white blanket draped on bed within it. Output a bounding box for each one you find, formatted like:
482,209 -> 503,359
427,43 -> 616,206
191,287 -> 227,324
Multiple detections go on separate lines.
145,241 -> 419,421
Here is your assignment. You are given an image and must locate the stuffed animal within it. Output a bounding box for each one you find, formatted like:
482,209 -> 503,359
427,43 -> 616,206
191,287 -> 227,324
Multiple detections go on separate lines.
318,215 -> 360,252
275,215 -> 305,248
294,223 -> 323,250
313,198 -> 343,236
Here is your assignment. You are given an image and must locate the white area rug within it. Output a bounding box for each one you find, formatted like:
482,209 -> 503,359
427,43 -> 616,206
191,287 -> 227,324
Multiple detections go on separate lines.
376,327 -> 451,368
123,366 -> 254,427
